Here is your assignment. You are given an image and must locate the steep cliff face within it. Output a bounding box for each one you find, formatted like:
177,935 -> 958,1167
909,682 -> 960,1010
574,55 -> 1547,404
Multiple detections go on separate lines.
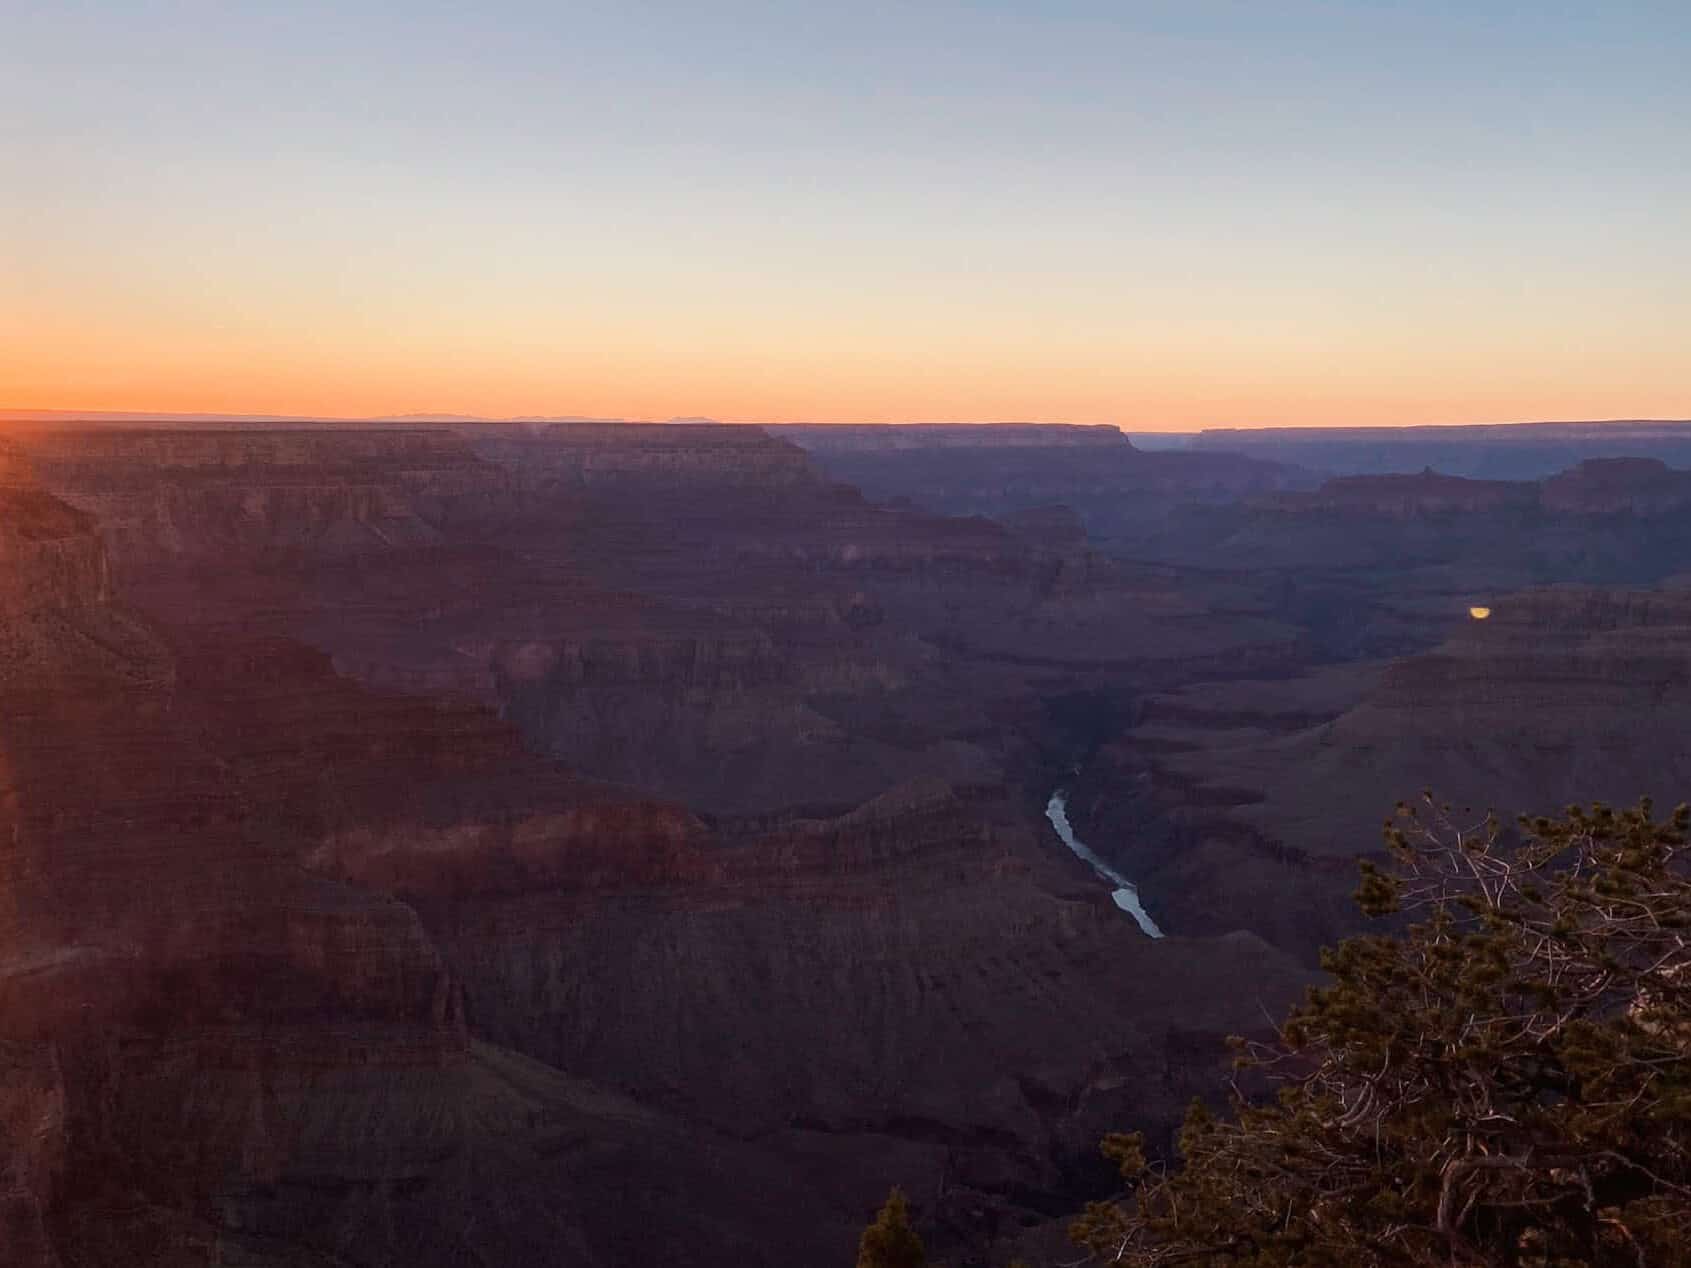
18,427 -> 508,568
0,443 -> 110,616
0,609 -> 728,1265
0,644 -> 468,1095
0,472 -> 485,1263
0,443 -> 171,699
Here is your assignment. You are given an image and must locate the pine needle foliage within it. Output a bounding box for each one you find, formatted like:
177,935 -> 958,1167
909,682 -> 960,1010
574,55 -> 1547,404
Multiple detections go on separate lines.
1071,797 -> 1691,1267
858,1187 -> 928,1268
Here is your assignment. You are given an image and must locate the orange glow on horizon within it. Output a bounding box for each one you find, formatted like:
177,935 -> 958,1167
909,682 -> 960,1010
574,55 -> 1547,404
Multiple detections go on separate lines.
6,285 -> 1687,430
5,385 -> 1686,431
7,2 -> 1686,436
6,347 -> 1687,431
9,190 -> 1685,432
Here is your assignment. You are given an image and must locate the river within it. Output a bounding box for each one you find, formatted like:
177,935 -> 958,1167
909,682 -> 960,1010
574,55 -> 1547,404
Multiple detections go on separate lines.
1045,791 -> 1164,938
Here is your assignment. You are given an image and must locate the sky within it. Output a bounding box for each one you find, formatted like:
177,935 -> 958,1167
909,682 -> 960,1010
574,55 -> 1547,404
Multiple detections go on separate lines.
3,1 -> 1688,429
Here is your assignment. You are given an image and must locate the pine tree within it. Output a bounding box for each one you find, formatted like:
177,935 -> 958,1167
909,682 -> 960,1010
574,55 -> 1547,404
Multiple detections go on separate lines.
1071,797 -> 1691,1267
857,1187 -> 927,1268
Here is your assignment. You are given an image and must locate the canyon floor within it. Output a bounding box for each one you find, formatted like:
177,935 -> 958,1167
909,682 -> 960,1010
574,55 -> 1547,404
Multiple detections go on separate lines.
5,418 -> 1691,1266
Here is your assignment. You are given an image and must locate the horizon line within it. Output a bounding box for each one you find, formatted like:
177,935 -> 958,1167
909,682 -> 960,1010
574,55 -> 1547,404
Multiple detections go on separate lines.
5,407 -> 1691,435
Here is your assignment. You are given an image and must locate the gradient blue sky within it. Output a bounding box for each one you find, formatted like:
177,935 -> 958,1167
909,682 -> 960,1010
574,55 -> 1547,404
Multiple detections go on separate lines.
4,1 -> 1688,426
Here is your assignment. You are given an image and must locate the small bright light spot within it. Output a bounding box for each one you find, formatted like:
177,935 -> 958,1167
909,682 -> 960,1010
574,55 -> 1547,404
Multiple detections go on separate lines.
1469,606 -> 1492,620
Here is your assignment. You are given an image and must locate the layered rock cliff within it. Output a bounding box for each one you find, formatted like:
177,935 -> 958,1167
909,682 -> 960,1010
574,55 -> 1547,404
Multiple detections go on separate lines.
473,420 -> 822,488
18,427 -> 508,568
0,423 -> 1319,1265
18,424 -> 1304,813
0,443 -> 109,616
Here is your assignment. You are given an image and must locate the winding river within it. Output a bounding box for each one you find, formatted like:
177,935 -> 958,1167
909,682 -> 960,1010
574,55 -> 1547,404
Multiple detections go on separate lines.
1045,791 -> 1164,939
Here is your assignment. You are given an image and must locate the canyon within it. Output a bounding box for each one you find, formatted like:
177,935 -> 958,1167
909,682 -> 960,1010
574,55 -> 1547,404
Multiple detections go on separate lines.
4,418 -> 1691,1264
1179,418 -> 1691,480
